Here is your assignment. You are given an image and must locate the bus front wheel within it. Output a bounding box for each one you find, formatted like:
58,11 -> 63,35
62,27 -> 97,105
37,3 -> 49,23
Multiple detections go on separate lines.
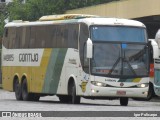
120,97 -> 128,106
69,82 -> 80,104
58,95 -> 70,103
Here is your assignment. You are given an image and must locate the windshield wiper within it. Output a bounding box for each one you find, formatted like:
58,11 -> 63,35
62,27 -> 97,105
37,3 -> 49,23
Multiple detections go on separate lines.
128,45 -> 146,61
108,57 -> 121,75
123,58 -> 137,76
108,56 -> 137,76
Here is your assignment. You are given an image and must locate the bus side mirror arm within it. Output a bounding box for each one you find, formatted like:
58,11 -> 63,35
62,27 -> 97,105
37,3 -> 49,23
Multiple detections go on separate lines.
153,45 -> 159,59
151,40 -> 159,59
86,38 -> 93,59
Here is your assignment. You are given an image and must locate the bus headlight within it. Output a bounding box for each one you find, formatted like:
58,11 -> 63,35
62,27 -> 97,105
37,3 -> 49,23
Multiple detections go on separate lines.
91,81 -> 106,87
136,83 -> 149,88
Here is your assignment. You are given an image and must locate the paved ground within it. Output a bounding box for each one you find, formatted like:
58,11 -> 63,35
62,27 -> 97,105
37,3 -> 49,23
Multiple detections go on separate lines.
0,89 -> 160,120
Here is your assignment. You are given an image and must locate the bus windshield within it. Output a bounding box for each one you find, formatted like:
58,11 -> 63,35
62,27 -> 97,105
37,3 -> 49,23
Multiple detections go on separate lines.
91,26 -> 146,42
90,26 -> 149,78
91,43 -> 149,78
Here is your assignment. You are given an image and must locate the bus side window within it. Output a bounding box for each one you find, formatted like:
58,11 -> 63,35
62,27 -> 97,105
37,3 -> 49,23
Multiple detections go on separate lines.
60,26 -> 65,48
56,26 -> 61,48
45,25 -> 57,48
29,26 -> 36,48
56,25 -> 66,48
21,27 -> 30,48
79,23 -> 89,73
67,24 -> 78,49
83,43 -> 89,69
9,27 -> 16,49
52,26 -> 57,47
4,28 -> 8,37
15,27 -> 21,49
3,28 -> 9,48
63,26 -> 68,48
36,26 -> 46,48
45,25 -> 53,48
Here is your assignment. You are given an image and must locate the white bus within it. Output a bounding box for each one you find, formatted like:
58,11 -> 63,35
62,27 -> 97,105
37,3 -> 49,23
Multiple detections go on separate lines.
2,14 -> 150,106
152,30 -> 160,96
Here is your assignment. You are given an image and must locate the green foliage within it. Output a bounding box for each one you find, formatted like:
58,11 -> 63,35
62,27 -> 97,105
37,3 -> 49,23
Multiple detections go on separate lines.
25,0 -> 66,21
0,13 -> 5,38
0,3 -> 7,38
0,0 -> 118,37
7,0 -> 27,21
7,0 -> 118,21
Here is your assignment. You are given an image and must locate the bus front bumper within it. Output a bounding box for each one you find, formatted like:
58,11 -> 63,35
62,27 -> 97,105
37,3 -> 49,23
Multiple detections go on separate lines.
86,85 -> 148,98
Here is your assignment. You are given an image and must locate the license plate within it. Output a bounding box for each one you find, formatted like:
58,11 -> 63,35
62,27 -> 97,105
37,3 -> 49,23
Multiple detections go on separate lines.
117,91 -> 126,95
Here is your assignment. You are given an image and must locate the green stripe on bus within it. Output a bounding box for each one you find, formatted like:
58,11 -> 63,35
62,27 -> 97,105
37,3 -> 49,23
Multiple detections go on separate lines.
42,48 -> 67,94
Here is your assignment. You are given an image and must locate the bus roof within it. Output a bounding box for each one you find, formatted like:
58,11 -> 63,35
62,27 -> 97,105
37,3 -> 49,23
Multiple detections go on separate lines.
5,14 -> 145,28
39,14 -> 99,21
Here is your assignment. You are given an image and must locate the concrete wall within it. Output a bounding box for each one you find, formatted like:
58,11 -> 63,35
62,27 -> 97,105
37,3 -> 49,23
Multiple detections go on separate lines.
66,0 -> 160,19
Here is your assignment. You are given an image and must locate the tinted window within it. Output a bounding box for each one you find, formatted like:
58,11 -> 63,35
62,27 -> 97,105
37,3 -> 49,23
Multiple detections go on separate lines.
15,27 -> 22,48
8,27 -> 16,49
35,26 -> 46,48
79,23 -> 89,73
29,26 -> 36,48
67,24 -> 79,48
21,27 -> 30,48
91,26 -> 146,43
3,28 -> 9,48
4,23 -> 79,49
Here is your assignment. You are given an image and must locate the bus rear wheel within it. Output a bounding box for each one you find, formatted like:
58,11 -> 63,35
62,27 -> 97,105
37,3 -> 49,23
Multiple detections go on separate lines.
31,94 -> 40,101
14,79 -> 22,100
21,78 -> 40,101
22,78 -> 31,101
120,97 -> 128,106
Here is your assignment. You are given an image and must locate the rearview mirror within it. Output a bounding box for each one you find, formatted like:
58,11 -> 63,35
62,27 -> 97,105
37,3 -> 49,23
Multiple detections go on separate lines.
155,29 -> 160,48
86,38 -> 93,58
149,39 -> 159,58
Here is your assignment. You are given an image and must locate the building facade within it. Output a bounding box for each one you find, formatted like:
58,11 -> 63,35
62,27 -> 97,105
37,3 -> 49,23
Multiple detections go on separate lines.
66,0 -> 160,38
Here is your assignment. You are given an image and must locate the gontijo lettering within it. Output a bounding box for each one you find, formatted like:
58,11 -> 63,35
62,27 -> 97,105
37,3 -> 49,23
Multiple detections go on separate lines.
19,53 -> 38,62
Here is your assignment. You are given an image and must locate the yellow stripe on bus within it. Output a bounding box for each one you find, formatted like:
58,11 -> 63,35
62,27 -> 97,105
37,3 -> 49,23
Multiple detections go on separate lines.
133,78 -> 141,83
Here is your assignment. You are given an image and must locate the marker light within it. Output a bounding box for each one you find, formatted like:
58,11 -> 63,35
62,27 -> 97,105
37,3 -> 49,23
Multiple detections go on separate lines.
91,81 -> 106,87
137,83 -> 149,88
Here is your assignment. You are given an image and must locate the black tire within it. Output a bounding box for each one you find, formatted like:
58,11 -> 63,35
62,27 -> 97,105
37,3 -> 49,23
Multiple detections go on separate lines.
14,79 -> 22,100
70,82 -> 80,104
21,78 -> 32,101
146,83 -> 154,100
58,95 -> 70,103
31,93 -> 40,101
120,97 -> 128,106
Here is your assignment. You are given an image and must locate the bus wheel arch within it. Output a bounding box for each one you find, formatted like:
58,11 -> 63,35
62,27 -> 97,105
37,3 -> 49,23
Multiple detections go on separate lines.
13,75 -> 19,91
68,77 -> 80,104
21,75 -> 28,85
13,75 -> 22,100
132,82 -> 155,101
